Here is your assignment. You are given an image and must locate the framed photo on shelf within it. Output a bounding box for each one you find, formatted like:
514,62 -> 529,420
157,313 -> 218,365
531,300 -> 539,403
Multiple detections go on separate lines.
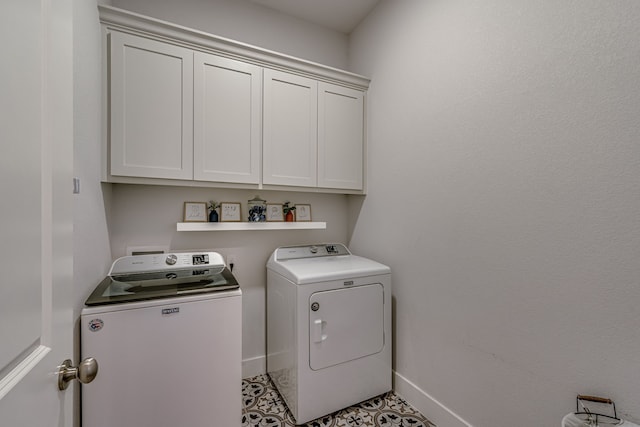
220,202 -> 242,222
183,202 -> 207,222
295,204 -> 312,221
266,204 -> 284,222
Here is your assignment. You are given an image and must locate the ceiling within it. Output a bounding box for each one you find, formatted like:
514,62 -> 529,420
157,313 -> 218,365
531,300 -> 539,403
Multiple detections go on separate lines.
250,0 -> 381,33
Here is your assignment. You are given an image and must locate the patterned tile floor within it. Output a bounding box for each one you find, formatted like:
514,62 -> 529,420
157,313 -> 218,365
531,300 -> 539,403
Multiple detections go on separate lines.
242,374 -> 435,427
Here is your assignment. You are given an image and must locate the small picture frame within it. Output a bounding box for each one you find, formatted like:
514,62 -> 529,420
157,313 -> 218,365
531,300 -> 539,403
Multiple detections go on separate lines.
183,202 -> 208,222
220,202 -> 242,222
295,204 -> 312,221
266,204 -> 284,222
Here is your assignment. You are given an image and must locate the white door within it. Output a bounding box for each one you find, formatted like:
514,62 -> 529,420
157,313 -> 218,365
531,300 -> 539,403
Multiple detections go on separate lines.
317,83 -> 364,190
309,284 -> 385,371
0,0 -> 74,426
194,52 -> 262,184
263,69 -> 318,187
110,31 -> 194,180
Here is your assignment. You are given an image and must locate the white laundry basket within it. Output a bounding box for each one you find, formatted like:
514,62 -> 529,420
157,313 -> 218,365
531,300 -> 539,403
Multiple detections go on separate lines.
562,395 -> 639,427
562,413 -> 639,427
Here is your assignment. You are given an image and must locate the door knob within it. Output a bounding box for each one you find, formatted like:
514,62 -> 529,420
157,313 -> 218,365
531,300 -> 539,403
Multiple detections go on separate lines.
57,357 -> 98,390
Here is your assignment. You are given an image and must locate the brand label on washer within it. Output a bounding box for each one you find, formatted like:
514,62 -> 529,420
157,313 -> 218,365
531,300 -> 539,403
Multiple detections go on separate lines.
162,307 -> 180,315
88,318 -> 104,332
344,280 -> 354,286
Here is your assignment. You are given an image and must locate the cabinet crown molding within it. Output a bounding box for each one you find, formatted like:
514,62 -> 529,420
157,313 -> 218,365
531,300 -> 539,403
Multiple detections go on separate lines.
98,5 -> 370,90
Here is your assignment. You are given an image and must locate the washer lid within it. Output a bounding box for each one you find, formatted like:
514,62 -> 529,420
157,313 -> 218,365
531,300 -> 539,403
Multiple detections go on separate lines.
85,267 -> 239,306
267,248 -> 390,284
85,252 -> 238,306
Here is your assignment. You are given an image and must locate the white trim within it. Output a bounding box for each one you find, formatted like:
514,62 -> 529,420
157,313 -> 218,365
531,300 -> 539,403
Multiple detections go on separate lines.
242,355 -> 266,379
239,358 -> 473,427
104,175 -> 366,194
0,346 -> 51,400
393,370 -> 473,427
40,0 -> 54,349
98,5 -> 369,91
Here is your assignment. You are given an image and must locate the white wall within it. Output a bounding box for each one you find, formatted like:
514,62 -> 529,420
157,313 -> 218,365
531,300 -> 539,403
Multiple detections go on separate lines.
349,1 -> 640,426
110,0 -> 349,69
108,185 -> 349,375
73,0 -> 112,317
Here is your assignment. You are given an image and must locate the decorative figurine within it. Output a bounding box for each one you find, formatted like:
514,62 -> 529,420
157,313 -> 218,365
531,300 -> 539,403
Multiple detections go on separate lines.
208,201 -> 219,222
283,201 -> 296,222
248,195 -> 267,222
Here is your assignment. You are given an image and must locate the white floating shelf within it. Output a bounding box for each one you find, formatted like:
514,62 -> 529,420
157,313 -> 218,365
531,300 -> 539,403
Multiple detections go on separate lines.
177,222 -> 327,232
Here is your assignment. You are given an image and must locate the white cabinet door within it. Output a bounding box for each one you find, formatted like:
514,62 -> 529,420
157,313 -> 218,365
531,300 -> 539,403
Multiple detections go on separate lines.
318,83 -> 364,190
194,53 -> 262,183
263,69 -> 318,187
110,32 -> 193,180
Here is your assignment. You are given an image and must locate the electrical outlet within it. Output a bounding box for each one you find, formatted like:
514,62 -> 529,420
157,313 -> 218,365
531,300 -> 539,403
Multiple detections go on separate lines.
227,254 -> 236,272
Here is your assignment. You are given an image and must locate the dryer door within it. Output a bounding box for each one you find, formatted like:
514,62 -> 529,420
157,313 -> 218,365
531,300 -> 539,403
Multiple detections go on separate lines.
309,283 -> 384,371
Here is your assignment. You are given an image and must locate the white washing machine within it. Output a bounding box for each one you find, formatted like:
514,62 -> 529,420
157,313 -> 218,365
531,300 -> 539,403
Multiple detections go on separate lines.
266,244 -> 391,424
81,252 -> 242,427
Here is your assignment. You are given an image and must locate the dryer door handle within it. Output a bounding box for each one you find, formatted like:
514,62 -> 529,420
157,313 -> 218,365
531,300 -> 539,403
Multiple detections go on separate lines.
313,319 -> 327,343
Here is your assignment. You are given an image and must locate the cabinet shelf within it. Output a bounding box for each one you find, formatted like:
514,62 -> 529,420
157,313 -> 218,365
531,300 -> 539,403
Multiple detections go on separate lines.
177,222 -> 326,232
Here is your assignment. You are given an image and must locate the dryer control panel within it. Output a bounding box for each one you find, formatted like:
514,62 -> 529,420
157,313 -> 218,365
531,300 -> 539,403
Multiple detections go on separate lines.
275,244 -> 350,261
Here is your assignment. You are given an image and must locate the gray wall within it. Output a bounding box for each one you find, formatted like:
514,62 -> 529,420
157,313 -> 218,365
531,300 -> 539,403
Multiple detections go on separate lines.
74,0 -> 353,377
73,0 -> 112,317
108,185 -> 349,371
349,1 -> 640,426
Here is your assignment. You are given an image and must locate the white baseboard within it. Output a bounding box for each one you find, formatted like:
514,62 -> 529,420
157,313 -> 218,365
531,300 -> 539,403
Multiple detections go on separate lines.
393,371 -> 472,427
242,355 -> 266,379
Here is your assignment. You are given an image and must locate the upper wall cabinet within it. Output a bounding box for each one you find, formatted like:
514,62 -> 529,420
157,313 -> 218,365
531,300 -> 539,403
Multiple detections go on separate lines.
318,83 -> 364,190
100,6 -> 370,193
263,69 -> 318,187
110,32 -> 194,180
263,72 -> 365,191
194,53 -> 262,184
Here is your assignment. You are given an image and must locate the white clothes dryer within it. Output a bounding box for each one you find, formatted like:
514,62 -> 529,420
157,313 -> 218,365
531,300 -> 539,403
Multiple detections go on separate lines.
266,244 -> 391,424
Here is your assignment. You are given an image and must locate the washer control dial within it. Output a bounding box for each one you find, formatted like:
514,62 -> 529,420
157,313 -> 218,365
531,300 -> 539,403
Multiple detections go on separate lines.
165,254 -> 178,265
309,246 -> 318,254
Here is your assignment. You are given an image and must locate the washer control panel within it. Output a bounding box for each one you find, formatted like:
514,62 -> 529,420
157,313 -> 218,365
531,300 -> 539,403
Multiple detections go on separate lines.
275,244 -> 350,261
109,252 -> 225,274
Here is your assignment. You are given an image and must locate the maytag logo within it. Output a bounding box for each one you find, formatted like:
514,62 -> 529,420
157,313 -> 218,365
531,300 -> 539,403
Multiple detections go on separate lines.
88,318 -> 104,332
162,307 -> 180,315
344,280 -> 354,286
